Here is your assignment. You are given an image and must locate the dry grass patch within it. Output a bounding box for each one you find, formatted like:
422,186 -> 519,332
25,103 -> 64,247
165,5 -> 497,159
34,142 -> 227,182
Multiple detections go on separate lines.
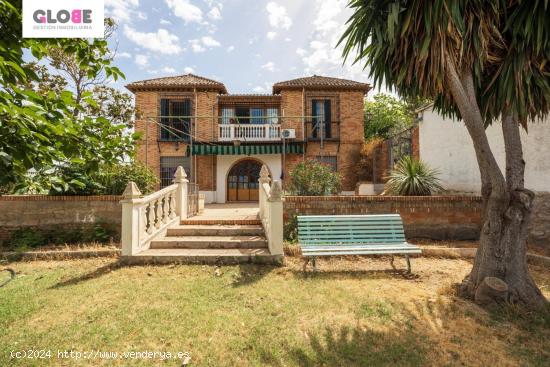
0,256 -> 548,366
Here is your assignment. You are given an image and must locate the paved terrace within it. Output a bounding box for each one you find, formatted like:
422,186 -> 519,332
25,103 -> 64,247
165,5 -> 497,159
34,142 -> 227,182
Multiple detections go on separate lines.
182,203 -> 261,225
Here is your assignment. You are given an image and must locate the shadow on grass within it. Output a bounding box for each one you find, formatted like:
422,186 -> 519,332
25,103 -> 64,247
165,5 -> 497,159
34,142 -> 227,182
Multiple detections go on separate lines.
290,267 -> 419,281
232,264 -> 276,287
49,260 -> 122,289
274,325 -> 426,367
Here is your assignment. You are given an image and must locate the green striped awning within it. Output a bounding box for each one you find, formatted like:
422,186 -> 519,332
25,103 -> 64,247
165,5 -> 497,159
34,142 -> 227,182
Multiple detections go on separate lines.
188,143 -> 303,156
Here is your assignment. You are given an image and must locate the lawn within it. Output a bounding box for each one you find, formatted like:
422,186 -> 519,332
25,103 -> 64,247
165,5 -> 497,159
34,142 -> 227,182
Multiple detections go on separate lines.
0,256 -> 549,366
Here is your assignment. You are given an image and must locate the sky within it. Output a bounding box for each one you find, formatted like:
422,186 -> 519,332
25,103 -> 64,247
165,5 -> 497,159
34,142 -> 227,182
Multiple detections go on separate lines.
105,0 -> 381,95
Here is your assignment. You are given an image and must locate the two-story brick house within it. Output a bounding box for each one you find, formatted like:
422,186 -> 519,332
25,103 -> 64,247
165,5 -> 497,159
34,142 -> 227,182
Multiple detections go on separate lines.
126,74 -> 369,203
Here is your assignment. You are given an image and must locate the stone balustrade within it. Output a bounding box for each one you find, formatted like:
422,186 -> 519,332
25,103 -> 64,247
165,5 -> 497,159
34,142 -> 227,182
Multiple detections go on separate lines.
120,166 -> 189,256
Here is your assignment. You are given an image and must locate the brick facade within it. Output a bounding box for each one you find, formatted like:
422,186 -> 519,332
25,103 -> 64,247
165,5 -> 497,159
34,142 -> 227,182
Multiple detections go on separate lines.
130,75 -> 370,195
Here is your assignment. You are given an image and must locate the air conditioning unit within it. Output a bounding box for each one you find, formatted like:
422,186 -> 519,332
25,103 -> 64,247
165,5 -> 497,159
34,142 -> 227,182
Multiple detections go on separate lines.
281,129 -> 296,139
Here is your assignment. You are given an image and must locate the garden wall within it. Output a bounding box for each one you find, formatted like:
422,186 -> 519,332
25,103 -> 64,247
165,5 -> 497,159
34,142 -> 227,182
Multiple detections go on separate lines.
284,195 -> 550,254
0,195 -> 122,247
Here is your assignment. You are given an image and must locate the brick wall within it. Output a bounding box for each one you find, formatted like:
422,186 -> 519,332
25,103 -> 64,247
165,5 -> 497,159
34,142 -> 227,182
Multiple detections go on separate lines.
284,195 -> 483,240
134,89 -> 218,189
284,195 -> 550,254
0,196 -> 122,245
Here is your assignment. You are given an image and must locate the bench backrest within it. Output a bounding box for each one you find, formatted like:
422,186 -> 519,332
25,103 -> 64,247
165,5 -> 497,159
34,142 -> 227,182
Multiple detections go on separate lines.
297,214 -> 406,246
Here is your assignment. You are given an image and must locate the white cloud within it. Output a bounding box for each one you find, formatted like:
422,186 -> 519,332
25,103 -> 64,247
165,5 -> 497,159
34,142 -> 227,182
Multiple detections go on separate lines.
314,0 -> 342,32
261,62 -> 275,72
189,36 -> 221,52
165,0 -> 203,24
134,54 -> 149,67
184,66 -> 195,74
105,0 -> 140,24
252,86 -> 266,93
189,40 -> 205,53
160,18 -> 172,25
266,31 -> 277,40
162,67 -> 176,73
284,37 -> 292,42
201,36 -> 220,47
226,45 -> 235,52
295,0 -> 370,82
207,6 -> 222,20
115,51 -> 132,58
266,2 -> 292,30
124,25 -> 183,54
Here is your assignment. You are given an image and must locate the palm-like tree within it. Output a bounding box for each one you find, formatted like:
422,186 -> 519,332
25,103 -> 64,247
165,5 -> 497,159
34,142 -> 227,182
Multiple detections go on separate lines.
340,0 -> 549,308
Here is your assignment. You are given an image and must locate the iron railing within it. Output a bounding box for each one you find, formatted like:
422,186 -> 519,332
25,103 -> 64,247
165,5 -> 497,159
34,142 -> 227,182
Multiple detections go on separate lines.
187,183 -> 199,218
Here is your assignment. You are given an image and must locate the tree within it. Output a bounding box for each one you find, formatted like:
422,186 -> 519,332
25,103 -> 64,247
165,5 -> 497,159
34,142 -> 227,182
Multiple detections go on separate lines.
364,94 -> 413,140
0,1 -> 136,192
340,0 -> 549,308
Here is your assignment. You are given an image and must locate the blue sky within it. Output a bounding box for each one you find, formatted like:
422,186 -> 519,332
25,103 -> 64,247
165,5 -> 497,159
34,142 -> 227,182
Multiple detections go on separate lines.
105,0 -> 375,94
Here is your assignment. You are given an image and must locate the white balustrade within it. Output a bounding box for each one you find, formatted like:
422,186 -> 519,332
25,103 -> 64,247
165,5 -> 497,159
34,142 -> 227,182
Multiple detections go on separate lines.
258,165 -> 283,256
120,166 -> 189,256
218,124 -> 281,142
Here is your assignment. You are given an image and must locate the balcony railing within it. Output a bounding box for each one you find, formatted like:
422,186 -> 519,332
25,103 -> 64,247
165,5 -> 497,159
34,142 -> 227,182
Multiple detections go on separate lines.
218,124 -> 281,142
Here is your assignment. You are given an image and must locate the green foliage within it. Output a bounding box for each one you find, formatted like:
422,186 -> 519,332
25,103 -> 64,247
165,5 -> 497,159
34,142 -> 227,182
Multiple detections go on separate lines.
289,159 -> 341,196
385,156 -> 443,196
364,94 -> 413,140
9,223 -> 116,250
284,214 -> 298,243
339,0 -> 550,125
99,163 -> 159,195
0,1 -> 134,190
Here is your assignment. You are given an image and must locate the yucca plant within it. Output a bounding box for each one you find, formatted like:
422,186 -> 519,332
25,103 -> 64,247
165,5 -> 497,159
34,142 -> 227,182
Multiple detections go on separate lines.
385,156 -> 442,196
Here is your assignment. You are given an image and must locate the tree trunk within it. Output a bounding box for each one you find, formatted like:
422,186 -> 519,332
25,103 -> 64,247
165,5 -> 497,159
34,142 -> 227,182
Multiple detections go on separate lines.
444,59 -> 548,309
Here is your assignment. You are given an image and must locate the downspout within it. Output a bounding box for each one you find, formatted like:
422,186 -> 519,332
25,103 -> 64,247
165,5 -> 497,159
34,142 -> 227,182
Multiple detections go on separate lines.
196,87 -> 199,185
302,87 -> 305,161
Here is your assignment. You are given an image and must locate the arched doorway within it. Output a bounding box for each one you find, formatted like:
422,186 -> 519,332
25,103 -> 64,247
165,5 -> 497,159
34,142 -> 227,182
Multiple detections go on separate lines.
227,159 -> 263,201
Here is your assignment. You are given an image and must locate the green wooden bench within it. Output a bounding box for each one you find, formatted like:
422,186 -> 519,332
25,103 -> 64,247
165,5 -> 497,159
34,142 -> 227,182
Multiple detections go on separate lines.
297,214 -> 422,272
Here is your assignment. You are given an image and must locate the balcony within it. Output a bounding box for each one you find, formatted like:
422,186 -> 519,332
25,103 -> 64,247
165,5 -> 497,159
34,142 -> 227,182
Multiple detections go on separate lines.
218,124 -> 281,142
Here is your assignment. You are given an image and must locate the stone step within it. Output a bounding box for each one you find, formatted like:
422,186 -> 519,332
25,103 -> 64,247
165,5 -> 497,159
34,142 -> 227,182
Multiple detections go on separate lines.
166,224 -> 264,237
121,248 -> 282,265
180,218 -> 262,226
150,236 -> 268,249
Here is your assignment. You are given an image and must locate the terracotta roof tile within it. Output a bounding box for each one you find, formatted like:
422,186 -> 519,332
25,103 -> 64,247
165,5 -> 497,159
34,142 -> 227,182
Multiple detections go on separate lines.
126,73 -> 227,93
273,75 -> 370,93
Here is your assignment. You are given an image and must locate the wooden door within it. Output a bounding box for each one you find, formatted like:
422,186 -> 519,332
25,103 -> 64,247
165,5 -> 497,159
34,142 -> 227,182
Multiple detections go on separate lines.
227,160 -> 262,202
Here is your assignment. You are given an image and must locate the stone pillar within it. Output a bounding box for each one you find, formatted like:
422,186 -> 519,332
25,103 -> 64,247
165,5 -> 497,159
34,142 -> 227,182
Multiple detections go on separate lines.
174,166 -> 189,219
120,182 -> 142,256
268,180 -> 284,255
259,165 -> 271,219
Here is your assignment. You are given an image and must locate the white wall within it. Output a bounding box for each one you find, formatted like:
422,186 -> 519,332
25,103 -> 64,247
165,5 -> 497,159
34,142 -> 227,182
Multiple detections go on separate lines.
419,109 -> 550,193
215,154 -> 282,203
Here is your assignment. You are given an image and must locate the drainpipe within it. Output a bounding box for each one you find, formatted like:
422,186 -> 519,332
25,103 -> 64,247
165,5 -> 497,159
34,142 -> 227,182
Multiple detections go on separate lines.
302,87 -> 305,161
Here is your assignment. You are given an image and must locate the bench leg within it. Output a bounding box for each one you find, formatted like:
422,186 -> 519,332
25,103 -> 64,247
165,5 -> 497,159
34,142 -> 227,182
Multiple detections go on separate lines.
405,255 -> 411,274
312,257 -> 317,272
390,255 -> 395,268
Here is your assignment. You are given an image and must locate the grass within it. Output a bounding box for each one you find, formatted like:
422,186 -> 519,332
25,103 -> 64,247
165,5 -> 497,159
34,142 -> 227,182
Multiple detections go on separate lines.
0,256 -> 549,366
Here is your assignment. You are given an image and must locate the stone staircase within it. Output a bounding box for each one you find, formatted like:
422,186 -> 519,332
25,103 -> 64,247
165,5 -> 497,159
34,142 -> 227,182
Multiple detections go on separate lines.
126,218 -> 283,265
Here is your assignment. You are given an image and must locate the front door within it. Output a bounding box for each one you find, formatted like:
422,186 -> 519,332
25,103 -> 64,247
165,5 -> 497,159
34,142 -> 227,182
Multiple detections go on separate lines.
227,159 -> 262,201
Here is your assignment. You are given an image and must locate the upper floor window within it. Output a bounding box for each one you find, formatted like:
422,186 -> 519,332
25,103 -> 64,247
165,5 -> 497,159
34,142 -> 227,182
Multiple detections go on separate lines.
221,108 -> 235,124
160,99 -> 191,141
219,106 -> 280,125
312,99 -> 332,139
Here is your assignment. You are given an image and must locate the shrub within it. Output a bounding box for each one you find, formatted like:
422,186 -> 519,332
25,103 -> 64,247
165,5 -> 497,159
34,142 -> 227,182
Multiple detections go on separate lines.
99,163 -> 159,195
385,156 -> 443,196
284,214 -> 298,243
289,159 -> 341,196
